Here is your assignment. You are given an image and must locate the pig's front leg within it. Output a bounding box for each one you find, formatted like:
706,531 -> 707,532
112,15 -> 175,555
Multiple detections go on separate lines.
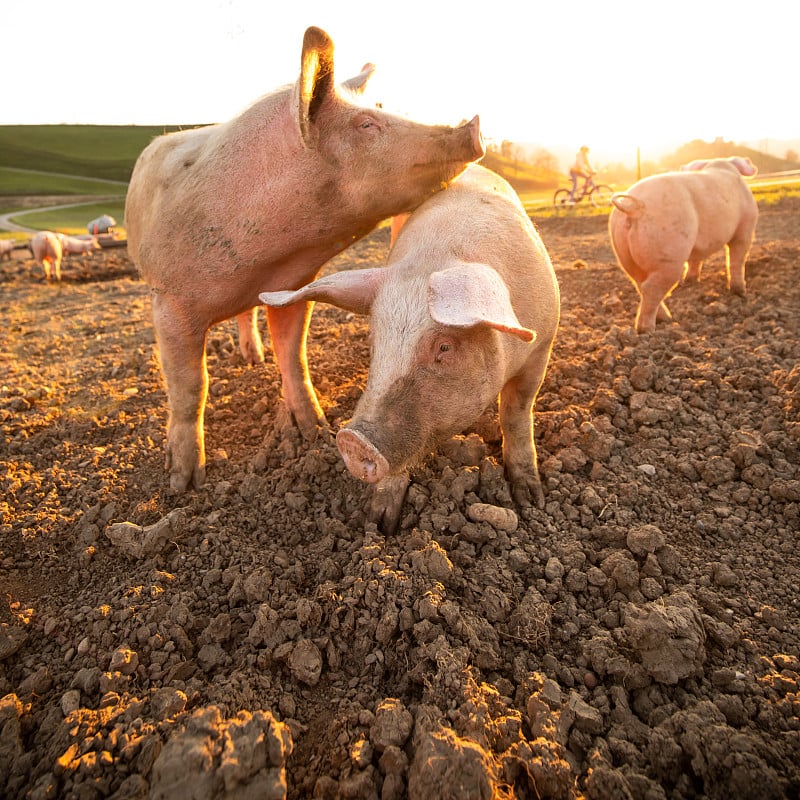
499,370 -> 547,509
236,308 -> 265,364
266,302 -> 327,438
366,474 -> 411,536
152,295 -> 209,492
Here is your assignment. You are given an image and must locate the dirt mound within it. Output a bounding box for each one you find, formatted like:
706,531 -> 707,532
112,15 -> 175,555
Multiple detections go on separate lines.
1,201 -> 799,799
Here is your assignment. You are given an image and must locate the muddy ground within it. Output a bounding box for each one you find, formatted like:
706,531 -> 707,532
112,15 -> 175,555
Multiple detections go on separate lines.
1,198 -> 799,799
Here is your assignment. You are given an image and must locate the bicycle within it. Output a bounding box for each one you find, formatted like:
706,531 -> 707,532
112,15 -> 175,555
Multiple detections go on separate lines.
553,174 -> 614,210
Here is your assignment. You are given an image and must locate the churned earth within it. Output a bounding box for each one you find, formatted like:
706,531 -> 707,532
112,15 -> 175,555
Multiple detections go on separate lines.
1,197 -> 799,799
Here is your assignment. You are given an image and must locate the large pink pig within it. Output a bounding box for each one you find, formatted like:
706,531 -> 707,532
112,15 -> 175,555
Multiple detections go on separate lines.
124,26 -> 484,492
260,164 -> 560,534
608,156 -> 758,333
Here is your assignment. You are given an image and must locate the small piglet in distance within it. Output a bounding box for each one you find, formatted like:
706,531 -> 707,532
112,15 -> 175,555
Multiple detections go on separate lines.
609,156 -> 758,333
261,163 -> 560,534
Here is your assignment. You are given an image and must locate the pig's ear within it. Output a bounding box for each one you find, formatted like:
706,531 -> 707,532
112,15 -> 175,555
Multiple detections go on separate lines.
260,268 -> 387,316
680,160 -> 708,172
731,156 -> 758,177
428,262 -> 536,343
298,26 -> 336,146
341,63 -> 375,95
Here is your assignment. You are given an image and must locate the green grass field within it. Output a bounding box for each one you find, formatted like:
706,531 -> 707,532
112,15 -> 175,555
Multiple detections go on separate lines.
0,124 -> 203,182
0,167 -> 126,196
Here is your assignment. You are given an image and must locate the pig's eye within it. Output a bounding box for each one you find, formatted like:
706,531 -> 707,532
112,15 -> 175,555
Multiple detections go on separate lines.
434,340 -> 455,363
355,115 -> 380,132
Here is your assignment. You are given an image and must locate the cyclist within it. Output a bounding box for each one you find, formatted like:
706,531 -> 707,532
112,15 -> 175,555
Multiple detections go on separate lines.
569,145 -> 595,202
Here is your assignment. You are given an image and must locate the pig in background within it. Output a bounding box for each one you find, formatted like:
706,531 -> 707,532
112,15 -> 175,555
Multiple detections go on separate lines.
57,233 -> 101,256
30,231 -> 64,281
608,156 -> 758,333
261,163 -> 560,534
29,231 -> 100,282
0,239 -> 17,260
125,25 -> 484,493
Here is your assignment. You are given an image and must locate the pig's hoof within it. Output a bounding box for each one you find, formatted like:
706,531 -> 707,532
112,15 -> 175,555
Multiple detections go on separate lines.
511,477 -> 545,510
240,343 -> 265,365
271,404 -> 331,445
366,474 -> 411,536
169,464 -> 206,493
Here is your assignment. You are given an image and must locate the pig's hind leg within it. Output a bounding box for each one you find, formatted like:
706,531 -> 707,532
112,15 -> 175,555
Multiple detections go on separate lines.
151,296 -> 209,492
236,308 -> 265,364
684,258 -> 703,283
635,267 -> 681,333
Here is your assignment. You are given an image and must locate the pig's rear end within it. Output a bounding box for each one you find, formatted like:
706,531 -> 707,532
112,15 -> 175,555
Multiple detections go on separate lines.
609,157 -> 758,333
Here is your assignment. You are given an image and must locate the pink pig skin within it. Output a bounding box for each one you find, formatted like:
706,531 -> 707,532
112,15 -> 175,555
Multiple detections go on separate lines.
608,156 -> 758,333
57,234 -> 100,255
124,26 -> 484,492
260,163 -> 560,534
30,231 -> 63,282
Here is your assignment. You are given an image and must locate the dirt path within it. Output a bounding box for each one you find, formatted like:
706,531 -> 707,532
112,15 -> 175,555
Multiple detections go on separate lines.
1,199 -> 799,799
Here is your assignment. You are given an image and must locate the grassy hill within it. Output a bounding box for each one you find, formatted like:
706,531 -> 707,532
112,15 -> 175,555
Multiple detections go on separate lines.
0,124 -> 205,184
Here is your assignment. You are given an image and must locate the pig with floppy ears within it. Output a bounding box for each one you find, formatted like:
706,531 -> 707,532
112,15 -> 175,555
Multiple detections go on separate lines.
261,163 -> 559,533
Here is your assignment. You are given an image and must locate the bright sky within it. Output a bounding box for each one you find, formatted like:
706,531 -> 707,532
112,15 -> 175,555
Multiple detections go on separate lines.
4,0 -> 798,167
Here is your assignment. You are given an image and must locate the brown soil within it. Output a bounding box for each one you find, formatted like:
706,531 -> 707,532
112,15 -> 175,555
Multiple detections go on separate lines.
1,199 -> 799,799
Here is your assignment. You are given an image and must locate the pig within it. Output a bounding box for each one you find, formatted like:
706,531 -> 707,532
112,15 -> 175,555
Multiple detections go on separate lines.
30,231 -> 63,281
260,163 -> 560,534
0,239 -> 16,260
57,234 -> 101,255
389,213 -> 410,246
608,156 -> 758,333
124,25 -> 484,493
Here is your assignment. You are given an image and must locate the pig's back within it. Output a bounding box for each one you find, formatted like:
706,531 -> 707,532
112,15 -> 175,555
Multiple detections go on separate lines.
629,168 -> 752,216
394,164 -> 558,336
438,165 -> 551,274
398,164 -> 537,254
125,125 -> 217,266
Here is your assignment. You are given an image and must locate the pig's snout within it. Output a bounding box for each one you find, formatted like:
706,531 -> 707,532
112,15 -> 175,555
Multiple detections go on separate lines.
336,428 -> 390,484
462,115 -> 485,161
